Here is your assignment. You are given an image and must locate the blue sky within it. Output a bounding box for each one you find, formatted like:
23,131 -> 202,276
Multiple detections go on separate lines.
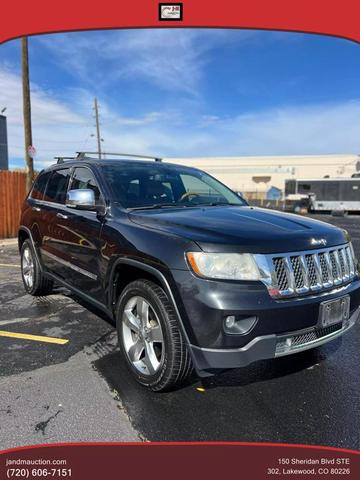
0,29 -> 360,169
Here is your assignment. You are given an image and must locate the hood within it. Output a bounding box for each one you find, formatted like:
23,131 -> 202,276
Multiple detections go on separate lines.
128,206 -> 347,254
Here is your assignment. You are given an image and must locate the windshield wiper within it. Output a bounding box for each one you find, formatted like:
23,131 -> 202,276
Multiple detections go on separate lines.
128,202 -> 243,211
128,203 -> 188,211
192,202 -> 241,207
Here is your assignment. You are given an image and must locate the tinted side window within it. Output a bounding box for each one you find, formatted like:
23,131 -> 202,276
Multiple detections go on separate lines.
30,172 -> 51,200
70,167 -> 101,202
285,179 -> 296,196
44,169 -> 71,204
298,183 -> 311,192
180,174 -> 219,196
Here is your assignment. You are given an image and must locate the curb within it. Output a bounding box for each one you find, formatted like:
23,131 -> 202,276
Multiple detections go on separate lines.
0,238 -> 18,247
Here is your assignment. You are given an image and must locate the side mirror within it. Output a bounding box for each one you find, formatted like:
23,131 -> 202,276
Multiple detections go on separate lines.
66,189 -> 96,210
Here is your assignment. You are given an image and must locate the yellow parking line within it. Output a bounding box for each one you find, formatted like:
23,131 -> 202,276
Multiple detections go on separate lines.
0,263 -> 20,268
0,330 -> 69,345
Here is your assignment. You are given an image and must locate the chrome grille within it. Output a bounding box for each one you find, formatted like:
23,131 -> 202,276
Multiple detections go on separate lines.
305,254 -> 318,287
270,243 -> 356,298
275,323 -> 343,355
290,256 -> 304,289
273,257 -> 288,291
330,251 -> 339,281
318,253 -> 329,284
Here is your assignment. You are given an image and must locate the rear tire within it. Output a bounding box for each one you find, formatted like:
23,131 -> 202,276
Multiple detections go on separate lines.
116,279 -> 193,392
20,239 -> 53,296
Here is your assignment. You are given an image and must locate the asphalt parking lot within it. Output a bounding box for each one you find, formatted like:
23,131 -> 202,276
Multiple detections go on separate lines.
0,215 -> 359,450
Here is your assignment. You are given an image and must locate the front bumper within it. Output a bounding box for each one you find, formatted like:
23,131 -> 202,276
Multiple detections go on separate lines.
171,270 -> 360,349
169,269 -> 360,373
189,306 -> 359,373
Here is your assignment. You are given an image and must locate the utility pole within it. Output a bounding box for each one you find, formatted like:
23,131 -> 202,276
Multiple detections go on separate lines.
21,37 -> 34,191
94,98 -> 102,159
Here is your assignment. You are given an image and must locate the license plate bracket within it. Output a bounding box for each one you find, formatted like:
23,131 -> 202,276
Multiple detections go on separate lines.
319,295 -> 350,328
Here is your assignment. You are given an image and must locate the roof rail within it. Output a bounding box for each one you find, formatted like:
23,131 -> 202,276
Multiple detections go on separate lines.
54,156 -> 77,164
76,152 -> 162,162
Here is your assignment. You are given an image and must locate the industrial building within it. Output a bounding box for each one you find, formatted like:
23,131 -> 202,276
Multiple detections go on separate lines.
0,114 -> 9,170
165,154 -> 360,200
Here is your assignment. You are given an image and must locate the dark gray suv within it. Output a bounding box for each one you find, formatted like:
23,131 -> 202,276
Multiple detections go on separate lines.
18,153 -> 360,391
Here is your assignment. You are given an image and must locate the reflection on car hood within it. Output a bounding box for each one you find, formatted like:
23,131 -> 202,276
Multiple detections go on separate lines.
128,206 -> 347,254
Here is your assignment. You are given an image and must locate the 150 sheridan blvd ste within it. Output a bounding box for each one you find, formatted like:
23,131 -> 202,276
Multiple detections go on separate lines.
18,153 -> 360,391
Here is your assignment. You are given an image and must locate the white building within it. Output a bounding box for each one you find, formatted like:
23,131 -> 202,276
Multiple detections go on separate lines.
165,154 -> 360,199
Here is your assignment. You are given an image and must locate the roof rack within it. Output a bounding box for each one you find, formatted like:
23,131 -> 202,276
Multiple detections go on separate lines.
54,156 -> 77,164
76,152 -> 162,162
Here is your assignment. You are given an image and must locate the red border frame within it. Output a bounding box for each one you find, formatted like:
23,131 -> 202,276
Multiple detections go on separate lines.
1,442 -> 359,480
1,0 -> 360,44
1,442 -> 359,456
1,0 -> 359,470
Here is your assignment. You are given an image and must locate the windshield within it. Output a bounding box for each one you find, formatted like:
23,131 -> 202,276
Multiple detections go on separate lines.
101,163 -> 247,209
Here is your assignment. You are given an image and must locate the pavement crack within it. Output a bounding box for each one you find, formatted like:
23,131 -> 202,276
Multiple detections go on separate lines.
0,406 -> 12,414
34,409 -> 61,435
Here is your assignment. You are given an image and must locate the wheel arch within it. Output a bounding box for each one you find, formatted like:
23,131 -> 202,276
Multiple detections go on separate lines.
18,227 -> 29,251
108,258 -> 191,346
18,226 -> 42,267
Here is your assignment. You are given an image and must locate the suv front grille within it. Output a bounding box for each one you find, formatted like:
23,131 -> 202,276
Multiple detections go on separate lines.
270,244 -> 356,298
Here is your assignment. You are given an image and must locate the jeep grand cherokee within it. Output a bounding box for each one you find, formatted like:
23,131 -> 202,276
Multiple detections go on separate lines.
18,153 -> 360,391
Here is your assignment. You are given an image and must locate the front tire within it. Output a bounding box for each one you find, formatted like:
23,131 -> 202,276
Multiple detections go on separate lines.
116,279 -> 193,392
20,239 -> 53,296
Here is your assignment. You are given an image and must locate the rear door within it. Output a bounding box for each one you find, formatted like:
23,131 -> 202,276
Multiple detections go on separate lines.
26,171 -> 52,248
40,167 -> 73,279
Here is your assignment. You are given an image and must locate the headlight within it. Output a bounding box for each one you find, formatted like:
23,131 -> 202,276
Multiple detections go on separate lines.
186,252 -> 261,280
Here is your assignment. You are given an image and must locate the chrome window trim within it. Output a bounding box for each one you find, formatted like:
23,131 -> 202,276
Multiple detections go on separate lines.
29,170 -> 52,201
30,164 -> 106,209
41,167 -> 72,205
41,249 -> 97,280
68,165 -> 106,206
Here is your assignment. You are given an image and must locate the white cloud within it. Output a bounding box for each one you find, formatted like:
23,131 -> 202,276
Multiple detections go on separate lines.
1,65 -> 360,171
0,68 -> 89,164
202,101 -> 360,155
37,29 -> 256,95
0,67 -> 186,168
0,69 -> 84,127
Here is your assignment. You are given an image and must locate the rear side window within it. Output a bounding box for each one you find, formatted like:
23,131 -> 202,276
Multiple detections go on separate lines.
30,172 -> 51,200
44,169 -> 71,204
70,167 -> 101,202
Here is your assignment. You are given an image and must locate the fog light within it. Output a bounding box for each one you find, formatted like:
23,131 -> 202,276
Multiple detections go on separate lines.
223,315 -> 257,335
225,316 -> 236,329
275,337 -> 293,355
284,338 -> 292,352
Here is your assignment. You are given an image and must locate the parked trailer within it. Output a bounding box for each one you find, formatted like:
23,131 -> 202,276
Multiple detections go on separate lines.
284,177 -> 360,213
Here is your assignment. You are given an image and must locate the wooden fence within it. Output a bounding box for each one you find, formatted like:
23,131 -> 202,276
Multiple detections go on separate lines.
0,171 -> 27,239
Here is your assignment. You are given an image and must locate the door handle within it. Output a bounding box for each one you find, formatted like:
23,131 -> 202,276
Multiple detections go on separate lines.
32,206 -> 41,212
56,212 -> 68,220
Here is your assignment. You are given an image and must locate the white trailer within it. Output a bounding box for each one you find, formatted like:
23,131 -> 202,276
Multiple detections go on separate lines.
285,177 -> 360,213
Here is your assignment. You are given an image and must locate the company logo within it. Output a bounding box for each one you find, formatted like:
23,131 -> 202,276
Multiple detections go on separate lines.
311,238 -> 327,247
159,3 -> 183,21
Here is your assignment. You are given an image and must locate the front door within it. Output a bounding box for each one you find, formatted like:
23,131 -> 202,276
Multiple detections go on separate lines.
63,166 -> 105,303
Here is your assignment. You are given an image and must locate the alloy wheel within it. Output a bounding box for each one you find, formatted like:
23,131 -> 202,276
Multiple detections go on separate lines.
122,296 -> 164,376
22,246 -> 34,289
